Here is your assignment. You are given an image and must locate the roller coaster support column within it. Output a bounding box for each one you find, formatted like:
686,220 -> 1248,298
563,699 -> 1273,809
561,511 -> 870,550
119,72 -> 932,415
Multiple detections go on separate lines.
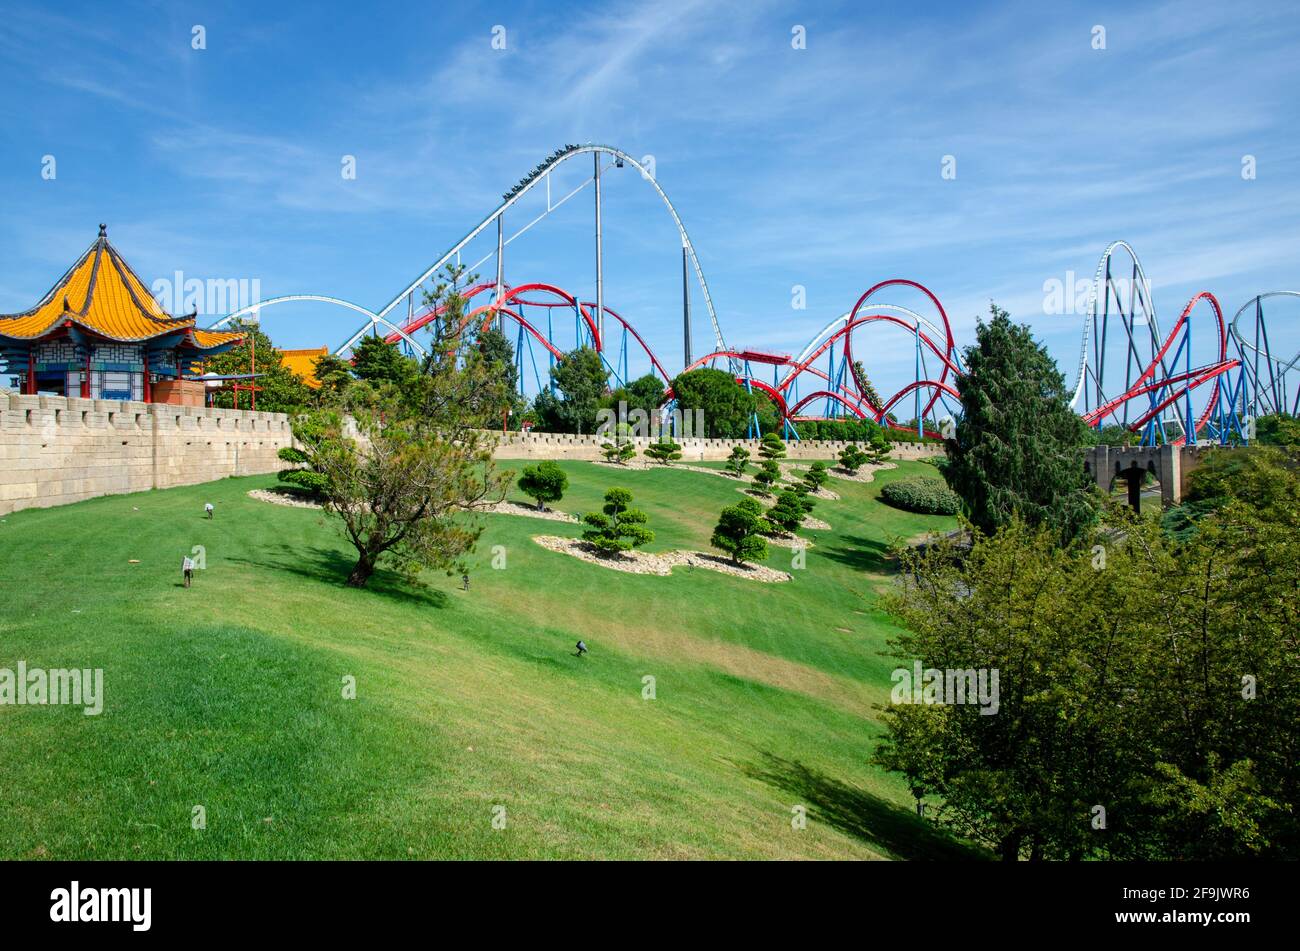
915,321 -> 924,439
495,216 -> 505,333
682,246 -> 692,367
594,152 -> 605,345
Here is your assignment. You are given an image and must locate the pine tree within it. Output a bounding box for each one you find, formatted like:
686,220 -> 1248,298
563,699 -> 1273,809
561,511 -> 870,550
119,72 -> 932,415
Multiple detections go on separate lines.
758,433 -> 786,460
711,498 -> 771,564
943,304 -> 1096,542
753,459 -> 781,495
725,445 -> 751,477
582,488 -> 654,553
644,437 -> 682,465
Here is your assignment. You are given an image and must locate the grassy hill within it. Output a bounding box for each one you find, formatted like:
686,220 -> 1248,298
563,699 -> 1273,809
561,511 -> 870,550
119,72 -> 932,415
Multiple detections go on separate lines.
0,456 -> 979,859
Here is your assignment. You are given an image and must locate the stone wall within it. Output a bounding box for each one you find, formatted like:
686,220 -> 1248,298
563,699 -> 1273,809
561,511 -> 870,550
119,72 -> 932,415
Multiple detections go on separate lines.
0,392 -> 293,516
491,430 -> 944,462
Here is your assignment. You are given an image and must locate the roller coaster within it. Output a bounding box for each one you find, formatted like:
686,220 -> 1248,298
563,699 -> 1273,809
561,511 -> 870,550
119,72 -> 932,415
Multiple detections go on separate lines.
210,145 -> 1295,446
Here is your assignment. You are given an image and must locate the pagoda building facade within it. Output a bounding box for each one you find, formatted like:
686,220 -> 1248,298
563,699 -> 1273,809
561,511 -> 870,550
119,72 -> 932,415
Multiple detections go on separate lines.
0,226 -> 245,402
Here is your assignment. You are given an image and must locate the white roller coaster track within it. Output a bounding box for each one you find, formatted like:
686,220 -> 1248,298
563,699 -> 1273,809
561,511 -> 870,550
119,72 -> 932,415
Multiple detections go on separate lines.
781,303 -> 961,392
1069,240 -> 1161,411
208,144 -> 726,360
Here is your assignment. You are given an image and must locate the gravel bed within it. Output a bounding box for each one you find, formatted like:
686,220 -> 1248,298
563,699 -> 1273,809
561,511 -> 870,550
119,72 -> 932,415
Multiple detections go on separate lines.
248,489 -> 323,509
532,535 -> 791,583
489,500 -> 579,522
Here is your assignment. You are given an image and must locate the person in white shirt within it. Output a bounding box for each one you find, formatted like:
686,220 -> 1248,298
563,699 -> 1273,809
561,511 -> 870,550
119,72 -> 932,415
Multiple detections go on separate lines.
182,556 -> 195,588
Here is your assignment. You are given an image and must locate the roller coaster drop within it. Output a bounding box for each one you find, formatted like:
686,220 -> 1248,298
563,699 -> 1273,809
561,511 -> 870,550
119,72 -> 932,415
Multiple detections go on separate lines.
211,146 -> 1292,446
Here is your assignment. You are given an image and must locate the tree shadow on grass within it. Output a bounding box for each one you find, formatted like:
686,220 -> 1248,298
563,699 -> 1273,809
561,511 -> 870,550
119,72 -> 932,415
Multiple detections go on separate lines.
740,751 -> 987,860
817,534 -> 899,574
228,544 -> 449,609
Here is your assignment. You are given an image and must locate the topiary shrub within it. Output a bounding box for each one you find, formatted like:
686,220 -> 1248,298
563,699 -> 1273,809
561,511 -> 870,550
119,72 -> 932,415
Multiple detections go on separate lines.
879,477 -> 962,515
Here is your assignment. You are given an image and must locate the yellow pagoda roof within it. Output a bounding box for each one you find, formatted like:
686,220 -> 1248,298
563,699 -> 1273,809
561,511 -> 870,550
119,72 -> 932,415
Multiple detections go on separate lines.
0,226 -> 246,351
277,346 -> 330,389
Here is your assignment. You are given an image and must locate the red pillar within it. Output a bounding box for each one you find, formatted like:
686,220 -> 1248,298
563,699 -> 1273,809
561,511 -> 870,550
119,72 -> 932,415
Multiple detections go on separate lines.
81,350 -> 91,399
26,350 -> 36,395
142,351 -> 152,403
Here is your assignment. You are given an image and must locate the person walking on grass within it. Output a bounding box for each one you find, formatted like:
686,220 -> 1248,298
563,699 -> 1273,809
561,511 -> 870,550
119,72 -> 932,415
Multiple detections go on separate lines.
204,502 -> 214,519
182,554 -> 195,588
575,640 -> 587,657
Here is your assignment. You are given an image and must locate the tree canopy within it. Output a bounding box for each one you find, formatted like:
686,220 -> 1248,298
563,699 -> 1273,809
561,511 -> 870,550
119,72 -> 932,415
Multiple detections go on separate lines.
942,303 -> 1096,543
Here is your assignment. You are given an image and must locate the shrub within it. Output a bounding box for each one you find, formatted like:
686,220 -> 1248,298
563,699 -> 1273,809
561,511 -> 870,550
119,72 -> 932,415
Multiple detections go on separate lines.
803,461 -> 829,492
838,444 -> 868,473
582,487 -> 654,553
711,498 -> 770,564
752,459 -> 781,495
758,433 -> 786,460
879,477 -> 962,515
766,489 -> 807,532
644,437 -> 682,465
601,441 -> 636,464
277,445 -> 327,497
725,445 -> 751,477
518,460 -> 568,510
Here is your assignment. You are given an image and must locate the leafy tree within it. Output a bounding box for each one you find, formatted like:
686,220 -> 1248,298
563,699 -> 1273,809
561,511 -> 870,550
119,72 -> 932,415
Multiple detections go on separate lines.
550,346 -> 608,434
670,367 -> 761,438
473,324 -> 524,423
1095,423 -> 1139,447
942,303 -> 1096,543
838,444 -> 869,473
802,460 -> 829,492
517,460 -> 568,511
725,445 -> 751,477
419,263 -> 479,352
603,373 -> 667,427
759,432 -> 786,460
711,498 -> 771,564
351,334 -> 419,388
875,501 -> 1300,860
753,459 -> 781,496
644,437 -> 682,465
766,489 -> 807,532
530,388 -> 565,433
1254,413 -> 1300,447
311,352 -> 355,405
601,441 -> 636,464
582,488 -> 654,554
289,368 -> 508,587
204,319 -> 312,414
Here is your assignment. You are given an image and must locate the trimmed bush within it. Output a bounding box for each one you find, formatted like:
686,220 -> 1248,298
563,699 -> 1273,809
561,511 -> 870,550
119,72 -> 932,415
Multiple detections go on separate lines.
879,477 -> 961,515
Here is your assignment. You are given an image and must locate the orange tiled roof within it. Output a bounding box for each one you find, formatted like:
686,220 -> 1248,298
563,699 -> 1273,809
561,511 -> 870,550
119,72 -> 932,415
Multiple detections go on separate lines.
278,346 -> 330,388
0,226 -> 245,350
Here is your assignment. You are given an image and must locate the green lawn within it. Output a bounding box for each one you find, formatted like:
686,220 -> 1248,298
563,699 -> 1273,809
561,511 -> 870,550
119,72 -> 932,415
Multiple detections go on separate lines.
0,456 -> 978,859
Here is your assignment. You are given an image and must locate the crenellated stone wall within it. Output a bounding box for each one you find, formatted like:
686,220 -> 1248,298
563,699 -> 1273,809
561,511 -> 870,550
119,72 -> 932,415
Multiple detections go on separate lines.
491,430 -> 944,462
0,392 -> 293,516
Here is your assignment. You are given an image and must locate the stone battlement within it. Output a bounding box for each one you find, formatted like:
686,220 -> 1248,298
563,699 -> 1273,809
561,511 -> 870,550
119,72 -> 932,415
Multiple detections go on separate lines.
491,430 -> 944,462
0,391 -> 293,516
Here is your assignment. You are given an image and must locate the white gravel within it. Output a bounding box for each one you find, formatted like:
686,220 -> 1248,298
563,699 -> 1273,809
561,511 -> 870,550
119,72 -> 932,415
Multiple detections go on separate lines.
532,535 -> 791,583
248,488 -> 322,509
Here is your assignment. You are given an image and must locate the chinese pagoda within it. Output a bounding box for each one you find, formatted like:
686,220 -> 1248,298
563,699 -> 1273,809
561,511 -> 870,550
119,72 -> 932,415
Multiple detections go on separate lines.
0,225 -> 245,402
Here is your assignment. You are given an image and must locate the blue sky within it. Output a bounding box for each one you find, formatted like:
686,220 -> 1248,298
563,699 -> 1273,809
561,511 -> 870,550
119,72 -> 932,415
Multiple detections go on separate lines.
2,0 -> 1299,399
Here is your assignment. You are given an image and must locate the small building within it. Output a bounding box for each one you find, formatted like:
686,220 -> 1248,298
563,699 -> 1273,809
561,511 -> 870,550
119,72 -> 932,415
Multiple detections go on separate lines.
0,225 -> 245,402
277,346 -> 330,389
